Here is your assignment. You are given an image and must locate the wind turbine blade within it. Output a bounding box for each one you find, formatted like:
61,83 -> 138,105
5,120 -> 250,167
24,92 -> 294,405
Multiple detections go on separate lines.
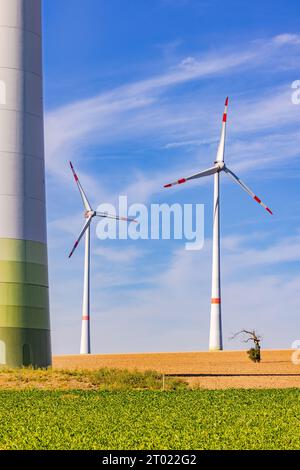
70,162 -> 92,212
216,97 -> 229,163
224,166 -> 273,215
96,212 -> 137,223
68,218 -> 92,258
164,166 -> 218,188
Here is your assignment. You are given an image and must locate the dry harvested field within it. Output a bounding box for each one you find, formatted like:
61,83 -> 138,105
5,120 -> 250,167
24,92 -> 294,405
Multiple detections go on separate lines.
54,349 -> 300,389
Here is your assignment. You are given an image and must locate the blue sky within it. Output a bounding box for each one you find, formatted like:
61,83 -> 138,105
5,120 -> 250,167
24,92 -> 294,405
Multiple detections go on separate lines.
42,0 -> 300,354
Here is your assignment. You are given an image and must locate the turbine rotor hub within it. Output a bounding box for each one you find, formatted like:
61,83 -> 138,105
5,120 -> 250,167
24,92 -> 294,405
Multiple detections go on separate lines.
215,162 -> 225,171
85,210 -> 96,219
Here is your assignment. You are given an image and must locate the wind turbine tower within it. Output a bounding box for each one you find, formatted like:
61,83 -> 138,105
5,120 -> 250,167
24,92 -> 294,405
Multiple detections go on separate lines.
69,162 -> 136,355
0,0 -> 51,367
164,98 -> 273,351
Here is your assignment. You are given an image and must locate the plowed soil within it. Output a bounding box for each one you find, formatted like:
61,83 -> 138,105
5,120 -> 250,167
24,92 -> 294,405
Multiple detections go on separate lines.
53,349 -> 300,389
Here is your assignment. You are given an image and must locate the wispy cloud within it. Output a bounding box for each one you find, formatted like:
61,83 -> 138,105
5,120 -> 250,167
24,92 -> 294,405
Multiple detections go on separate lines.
273,33 -> 300,45
45,33 -> 300,185
223,233 -> 300,270
93,246 -> 146,264
163,138 -> 218,149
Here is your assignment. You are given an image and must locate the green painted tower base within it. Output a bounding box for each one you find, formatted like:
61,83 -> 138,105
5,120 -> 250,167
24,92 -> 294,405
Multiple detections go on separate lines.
0,328 -> 51,368
0,240 -> 51,369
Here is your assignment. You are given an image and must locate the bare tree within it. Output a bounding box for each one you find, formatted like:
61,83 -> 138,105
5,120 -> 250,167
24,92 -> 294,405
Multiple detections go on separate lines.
230,330 -> 262,363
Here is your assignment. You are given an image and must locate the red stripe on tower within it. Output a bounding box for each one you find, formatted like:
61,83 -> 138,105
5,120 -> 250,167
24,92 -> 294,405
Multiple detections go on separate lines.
82,316 -> 90,321
211,298 -> 221,304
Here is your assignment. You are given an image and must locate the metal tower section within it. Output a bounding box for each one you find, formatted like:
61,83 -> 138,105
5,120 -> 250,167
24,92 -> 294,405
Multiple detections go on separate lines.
0,0 -> 51,367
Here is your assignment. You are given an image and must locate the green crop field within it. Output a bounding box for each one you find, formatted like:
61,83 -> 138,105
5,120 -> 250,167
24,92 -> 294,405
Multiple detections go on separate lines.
0,389 -> 299,450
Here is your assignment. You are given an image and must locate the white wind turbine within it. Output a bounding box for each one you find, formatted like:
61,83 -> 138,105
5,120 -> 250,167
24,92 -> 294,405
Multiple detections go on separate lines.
164,98 -> 273,351
68,162 -> 136,355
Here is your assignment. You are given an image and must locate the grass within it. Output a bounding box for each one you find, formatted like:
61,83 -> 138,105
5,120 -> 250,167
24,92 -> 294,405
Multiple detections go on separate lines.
0,389 -> 299,450
0,367 -> 187,391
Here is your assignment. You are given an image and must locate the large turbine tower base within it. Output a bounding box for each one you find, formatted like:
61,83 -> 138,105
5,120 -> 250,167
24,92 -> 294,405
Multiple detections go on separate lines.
0,0 -> 51,368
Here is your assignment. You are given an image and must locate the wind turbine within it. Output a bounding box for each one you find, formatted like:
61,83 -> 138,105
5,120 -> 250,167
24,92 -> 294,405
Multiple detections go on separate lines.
164,98 -> 273,351
68,162 -> 135,354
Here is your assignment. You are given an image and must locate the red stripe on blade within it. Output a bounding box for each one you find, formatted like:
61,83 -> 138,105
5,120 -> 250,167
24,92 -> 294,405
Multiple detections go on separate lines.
267,207 -> 273,215
225,97 -> 229,106
70,163 -> 79,181
211,298 -> 221,304
164,184 -> 172,188
178,179 -> 186,185
254,196 -> 261,204
223,113 -> 227,122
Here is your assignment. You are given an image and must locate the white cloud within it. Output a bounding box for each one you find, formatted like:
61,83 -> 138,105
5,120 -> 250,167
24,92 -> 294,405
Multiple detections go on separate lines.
223,234 -> 300,270
231,87 -> 299,134
45,34 -> 300,187
93,246 -> 146,264
164,138 -> 218,149
273,33 -> 300,45
43,36 -> 300,224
